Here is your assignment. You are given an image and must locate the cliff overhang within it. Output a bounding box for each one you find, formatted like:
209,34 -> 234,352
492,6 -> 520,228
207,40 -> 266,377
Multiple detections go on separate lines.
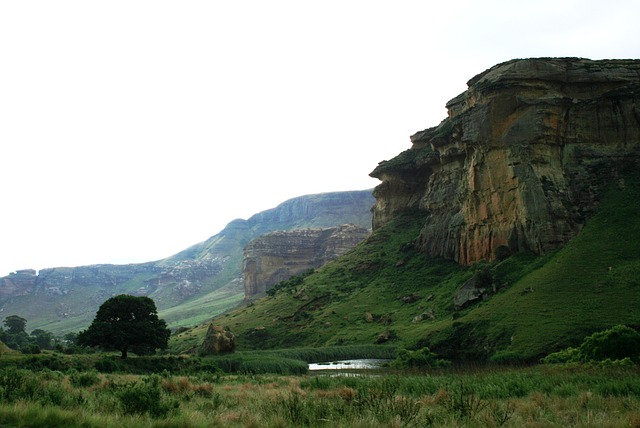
371,57 -> 640,264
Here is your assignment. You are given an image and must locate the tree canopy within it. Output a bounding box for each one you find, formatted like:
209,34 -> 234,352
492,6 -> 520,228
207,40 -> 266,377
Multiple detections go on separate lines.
30,329 -> 54,349
77,295 -> 170,358
3,315 -> 27,335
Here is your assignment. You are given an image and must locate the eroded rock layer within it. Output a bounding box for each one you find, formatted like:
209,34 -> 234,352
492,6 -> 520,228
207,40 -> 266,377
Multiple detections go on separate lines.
371,58 -> 640,264
243,224 -> 370,297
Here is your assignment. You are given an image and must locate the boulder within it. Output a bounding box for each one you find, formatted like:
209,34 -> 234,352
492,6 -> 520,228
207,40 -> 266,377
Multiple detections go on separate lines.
454,273 -> 492,309
199,324 -> 235,355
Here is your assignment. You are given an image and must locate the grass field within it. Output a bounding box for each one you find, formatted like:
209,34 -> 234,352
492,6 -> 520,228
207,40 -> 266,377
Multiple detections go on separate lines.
1,361 -> 639,427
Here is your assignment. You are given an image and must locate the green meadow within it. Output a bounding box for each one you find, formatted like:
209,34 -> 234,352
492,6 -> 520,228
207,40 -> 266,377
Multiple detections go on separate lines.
1,356 -> 640,427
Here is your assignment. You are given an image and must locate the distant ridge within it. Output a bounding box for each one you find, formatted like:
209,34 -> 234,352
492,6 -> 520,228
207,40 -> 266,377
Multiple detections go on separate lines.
0,189 -> 374,334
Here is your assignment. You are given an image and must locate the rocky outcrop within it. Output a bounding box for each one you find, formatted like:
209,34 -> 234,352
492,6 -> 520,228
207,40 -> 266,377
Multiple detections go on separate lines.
0,269 -> 38,298
453,271 -> 493,309
371,58 -> 640,264
243,224 -> 370,297
199,324 -> 235,355
0,261 -> 222,301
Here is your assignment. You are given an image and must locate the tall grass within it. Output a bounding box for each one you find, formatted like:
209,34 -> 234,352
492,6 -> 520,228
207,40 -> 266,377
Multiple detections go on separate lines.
1,364 -> 639,427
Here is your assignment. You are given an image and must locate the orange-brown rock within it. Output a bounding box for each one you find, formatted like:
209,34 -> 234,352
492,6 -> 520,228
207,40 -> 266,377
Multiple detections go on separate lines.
371,58 -> 640,264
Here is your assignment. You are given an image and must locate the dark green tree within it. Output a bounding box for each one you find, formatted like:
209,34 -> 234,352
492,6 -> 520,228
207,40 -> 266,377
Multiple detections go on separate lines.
30,329 -> 54,350
77,295 -> 170,359
3,315 -> 27,335
63,332 -> 78,345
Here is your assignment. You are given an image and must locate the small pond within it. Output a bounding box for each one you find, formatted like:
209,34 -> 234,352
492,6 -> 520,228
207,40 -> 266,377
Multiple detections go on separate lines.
308,359 -> 390,371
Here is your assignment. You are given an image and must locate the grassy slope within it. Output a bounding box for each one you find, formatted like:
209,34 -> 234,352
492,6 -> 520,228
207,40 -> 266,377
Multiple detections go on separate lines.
459,174 -> 640,359
171,174 -> 640,361
159,282 -> 244,329
156,251 -> 246,330
170,213 -> 469,353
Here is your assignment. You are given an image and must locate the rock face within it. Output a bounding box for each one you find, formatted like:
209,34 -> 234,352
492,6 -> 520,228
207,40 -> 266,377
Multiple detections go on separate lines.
199,324 -> 235,355
0,269 -> 38,298
0,264 -> 151,299
371,58 -> 640,264
243,224 -> 370,297
0,261 -> 221,301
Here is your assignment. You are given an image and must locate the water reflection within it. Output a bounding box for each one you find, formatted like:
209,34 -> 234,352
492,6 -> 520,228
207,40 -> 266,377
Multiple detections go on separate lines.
308,359 -> 389,371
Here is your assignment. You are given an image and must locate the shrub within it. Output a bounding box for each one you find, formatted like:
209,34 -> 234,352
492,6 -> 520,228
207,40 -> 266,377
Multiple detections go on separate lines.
95,358 -> 121,373
389,347 -> 450,369
541,347 -> 581,364
543,325 -> 640,364
69,369 -> 100,387
22,344 -> 41,354
118,375 -> 174,418
0,368 -> 39,402
579,325 -> 640,362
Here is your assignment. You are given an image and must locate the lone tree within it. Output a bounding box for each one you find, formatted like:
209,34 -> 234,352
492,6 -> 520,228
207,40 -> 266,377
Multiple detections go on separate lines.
77,295 -> 170,359
3,315 -> 27,335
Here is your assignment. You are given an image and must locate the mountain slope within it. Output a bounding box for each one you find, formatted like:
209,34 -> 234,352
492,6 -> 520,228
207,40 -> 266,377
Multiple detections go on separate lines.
448,173 -> 640,360
187,173 -> 640,361
0,190 -> 374,334
177,58 -> 640,360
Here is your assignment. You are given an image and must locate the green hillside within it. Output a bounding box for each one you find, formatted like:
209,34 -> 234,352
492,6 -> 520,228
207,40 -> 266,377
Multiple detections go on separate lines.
0,190 -> 374,336
174,174 -> 640,361
157,189 -> 375,328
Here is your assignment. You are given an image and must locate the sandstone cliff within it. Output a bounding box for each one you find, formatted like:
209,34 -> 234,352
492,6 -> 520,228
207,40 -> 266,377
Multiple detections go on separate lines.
371,58 -> 640,264
242,224 -> 370,297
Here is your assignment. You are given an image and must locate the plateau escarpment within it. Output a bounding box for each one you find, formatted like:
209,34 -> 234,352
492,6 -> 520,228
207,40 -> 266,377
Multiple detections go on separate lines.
371,58 -> 640,264
193,57 -> 640,360
242,224 -> 370,297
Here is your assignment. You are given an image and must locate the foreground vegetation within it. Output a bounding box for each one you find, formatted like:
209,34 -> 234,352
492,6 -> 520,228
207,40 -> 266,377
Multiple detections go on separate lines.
1,362 -> 639,427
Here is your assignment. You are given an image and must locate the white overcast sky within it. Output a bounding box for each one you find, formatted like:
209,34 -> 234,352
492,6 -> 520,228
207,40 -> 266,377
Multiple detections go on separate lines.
1,1 -> 639,276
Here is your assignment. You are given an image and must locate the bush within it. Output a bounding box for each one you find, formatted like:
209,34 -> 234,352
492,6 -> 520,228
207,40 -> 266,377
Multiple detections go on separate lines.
22,344 -> 41,354
95,358 -> 121,373
118,375 -> 174,418
23,355 -> 70,371
580,325 -> 640,362
389,347 -> 450,369
0,368 -> 40,402
541,347 -> 581,364
543,325 -> 640,364
69,369 -> 100,387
